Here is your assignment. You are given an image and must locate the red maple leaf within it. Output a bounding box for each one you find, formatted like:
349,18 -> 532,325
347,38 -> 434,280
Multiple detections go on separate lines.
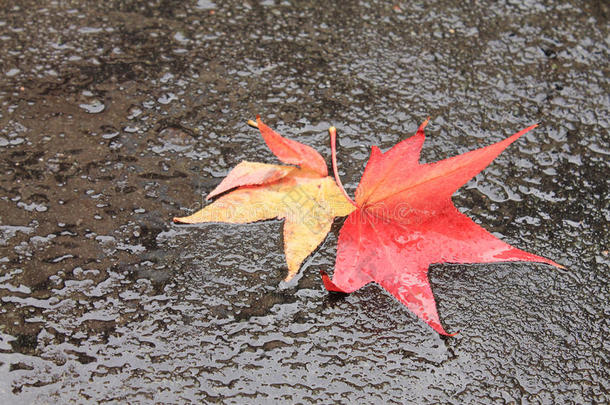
321,120 -> 563,335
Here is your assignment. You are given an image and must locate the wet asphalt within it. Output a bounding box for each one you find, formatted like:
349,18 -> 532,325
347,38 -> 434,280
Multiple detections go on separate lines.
0,1 -> 608,403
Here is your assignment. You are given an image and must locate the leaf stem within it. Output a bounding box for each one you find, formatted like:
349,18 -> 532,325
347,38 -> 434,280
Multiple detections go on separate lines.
329,126 -> 357,207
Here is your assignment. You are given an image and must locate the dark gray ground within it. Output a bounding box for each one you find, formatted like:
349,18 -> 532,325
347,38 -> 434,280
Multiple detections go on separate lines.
0,0 -> 608,403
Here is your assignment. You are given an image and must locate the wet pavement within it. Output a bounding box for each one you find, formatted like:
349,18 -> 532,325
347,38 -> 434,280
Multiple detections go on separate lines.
0,0 -> 608,403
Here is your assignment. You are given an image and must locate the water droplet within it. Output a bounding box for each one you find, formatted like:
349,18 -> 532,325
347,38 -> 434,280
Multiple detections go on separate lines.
79,100 -> 105,114
157,93 -> 177,105
195,0 -> 216,10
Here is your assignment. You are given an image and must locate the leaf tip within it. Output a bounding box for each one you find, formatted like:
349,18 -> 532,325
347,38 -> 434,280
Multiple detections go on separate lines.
415,117 -> 430,138
320,270 -> 346,293
537,256 -> 564,269
435,325 -> 459,336
527,122 -> 540,131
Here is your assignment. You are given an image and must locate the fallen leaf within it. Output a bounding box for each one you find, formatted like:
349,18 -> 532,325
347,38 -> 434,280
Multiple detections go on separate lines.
174,116 -> 355,281
321,120 -> 562,335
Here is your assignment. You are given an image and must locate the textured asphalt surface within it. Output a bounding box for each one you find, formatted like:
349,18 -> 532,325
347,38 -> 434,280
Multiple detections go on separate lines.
0,1 -> 608,403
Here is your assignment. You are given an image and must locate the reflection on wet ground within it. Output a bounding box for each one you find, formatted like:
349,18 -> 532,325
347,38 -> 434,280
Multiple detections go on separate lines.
0,0 -> 608,402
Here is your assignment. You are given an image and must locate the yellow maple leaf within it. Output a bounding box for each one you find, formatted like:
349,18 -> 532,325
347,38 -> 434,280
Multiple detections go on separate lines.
174,117 -> 355,281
